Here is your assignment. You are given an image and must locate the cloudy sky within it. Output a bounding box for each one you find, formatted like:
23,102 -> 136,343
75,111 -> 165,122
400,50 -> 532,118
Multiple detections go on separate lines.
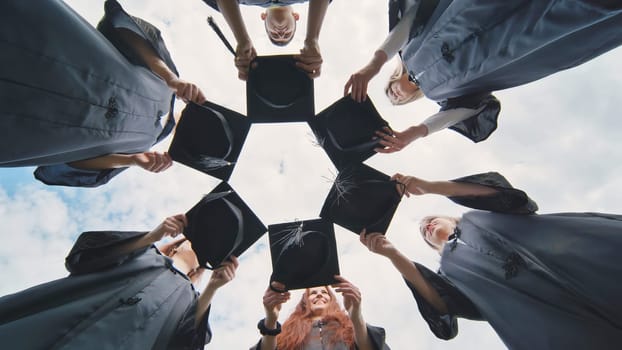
1,1 -> 621,349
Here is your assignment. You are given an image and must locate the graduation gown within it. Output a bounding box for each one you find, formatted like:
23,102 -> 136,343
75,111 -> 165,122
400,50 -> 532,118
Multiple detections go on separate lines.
393,0 -> 622,141
404,174 -> 622,349
0,231 -> 212,350
0,0 -> 177,187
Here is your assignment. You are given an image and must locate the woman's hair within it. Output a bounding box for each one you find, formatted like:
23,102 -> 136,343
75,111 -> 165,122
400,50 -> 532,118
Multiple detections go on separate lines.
384,60 -> 424,105
418,215 -> 460,249
277,287 -> 355,349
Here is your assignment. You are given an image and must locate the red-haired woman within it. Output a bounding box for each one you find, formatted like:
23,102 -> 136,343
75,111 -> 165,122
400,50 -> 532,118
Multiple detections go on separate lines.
252,277 -> 390,350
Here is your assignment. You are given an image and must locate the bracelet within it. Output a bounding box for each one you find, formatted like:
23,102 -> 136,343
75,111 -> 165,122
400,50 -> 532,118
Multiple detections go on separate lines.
257,318 -> 282,336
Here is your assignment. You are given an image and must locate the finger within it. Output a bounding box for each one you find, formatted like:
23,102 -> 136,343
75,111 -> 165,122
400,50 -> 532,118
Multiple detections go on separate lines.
309,68 -> 321,79
150,153 -> 164,172
228,255 -> 240,268
333,275 -> 350,284
146,152 -> 157,171
374,147 -> 397,154
160,155 -> 173,172
196,89 -> 207,104
238,70 -> 248,81
295,61 -> 322,72
344,78 -> 353,97
174,213 -> 188,227
359,229 -> 367,244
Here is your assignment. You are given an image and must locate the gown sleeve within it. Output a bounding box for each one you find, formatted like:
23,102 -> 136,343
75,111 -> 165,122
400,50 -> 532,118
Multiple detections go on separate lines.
34,164 -> 127,188
167,303 -> 213,349
448,172 -> 539,214
404,262 -> 483,340
33,0 -> 178,188
364,323 -> 392,350
438,92 -> 501,143
65,230 -> 149,274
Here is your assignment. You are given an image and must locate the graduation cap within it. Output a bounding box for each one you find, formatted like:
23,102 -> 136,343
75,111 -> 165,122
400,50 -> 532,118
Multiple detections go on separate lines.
168,101 -> 250,181
308,96 -> 389,170
247,55 -> 314,123
320,163 -> 403,235
268,218 -> 340,291
185,182 -> 267,269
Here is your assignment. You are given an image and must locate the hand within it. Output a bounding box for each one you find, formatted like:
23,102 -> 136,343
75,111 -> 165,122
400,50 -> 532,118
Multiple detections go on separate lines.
234,41 -> 257,81
359,229 -> 398,258
344,50 -> 387,102
332,275 -> 362,319
263,281 -> 290,322
207,256 -> 239,290
132,151 -> 173,173
374,125 -> 427,154
295,40 -> 323,78
167,77 -> 206,104
147,214 -> 188,242
391,173 -> 430,197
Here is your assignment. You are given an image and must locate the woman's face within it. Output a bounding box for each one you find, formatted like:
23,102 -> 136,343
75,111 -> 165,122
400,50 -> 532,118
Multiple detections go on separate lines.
423,217 -> 455,248
171,240 -> 200,272
387,72 -> 420,105
307,286 -> 331,315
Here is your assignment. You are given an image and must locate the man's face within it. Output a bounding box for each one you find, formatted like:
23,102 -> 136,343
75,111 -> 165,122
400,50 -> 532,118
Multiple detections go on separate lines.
261,7 -> 299,46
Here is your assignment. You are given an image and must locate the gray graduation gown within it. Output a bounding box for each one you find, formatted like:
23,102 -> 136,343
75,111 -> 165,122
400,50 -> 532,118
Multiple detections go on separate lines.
0,231 -> 212,350
0,0 -> 177,187
395,0 -> 622,141
401,0 -> 622,101
404,174 -> 622,349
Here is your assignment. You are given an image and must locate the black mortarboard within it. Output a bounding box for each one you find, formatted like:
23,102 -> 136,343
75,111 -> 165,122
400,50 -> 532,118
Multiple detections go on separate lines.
168,101 -> 250,181
268,218 -> 339,291
308,96 -> 389,170
319,163 -> 403,235
185,182 -> 267,269
246,55 -> 314,123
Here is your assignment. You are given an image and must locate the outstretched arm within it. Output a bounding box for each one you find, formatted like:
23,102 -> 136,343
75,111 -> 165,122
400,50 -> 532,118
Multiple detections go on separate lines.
116,28 -> 206,103
195,256 -> 240,327
359,230 -> 448,314
259,282 -> 291,350
391,173 -> 498,198
344,6 -> 418,102
374,106 -> 486,154
332,276 -> 375,350
216,0 -> 257,80
295,0 -> 329,78
69,151 -> 172,173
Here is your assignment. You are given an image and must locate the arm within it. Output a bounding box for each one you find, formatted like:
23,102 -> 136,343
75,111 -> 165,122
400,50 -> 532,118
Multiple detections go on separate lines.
215,0 -> 257,80
359,231 -> 448,314
332,276 -> 374,350
195,257 -> 239,327
374,106 -> 485,154
259,282 -> 291,350
65,214 -> 187,274
344,6 -> 418,102
391,173 -> 498,198
116,28 -> 206,103
295,0 -> 329,78
68,151 -> 172,173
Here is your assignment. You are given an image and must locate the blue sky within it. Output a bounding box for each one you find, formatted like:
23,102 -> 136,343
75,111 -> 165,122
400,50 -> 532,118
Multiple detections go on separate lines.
1,1 -> 621,349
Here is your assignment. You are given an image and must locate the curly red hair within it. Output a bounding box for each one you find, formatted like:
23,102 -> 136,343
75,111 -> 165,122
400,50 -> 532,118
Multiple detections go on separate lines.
276,286 -> 355,349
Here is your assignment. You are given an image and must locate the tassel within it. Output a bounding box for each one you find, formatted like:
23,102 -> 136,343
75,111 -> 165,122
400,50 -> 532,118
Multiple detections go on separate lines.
194,156 -> 234,172
273,222 -> 318,260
